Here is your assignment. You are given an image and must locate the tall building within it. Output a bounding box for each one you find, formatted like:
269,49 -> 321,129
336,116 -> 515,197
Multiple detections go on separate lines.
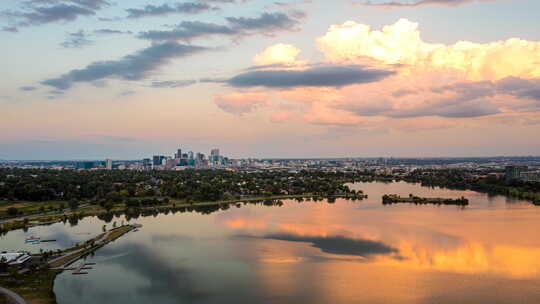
175,149 -> 182,160
505,166 -> 528,182
521,171 -> 540,183
210,149 -> 220,165
153,155 -> 165,166
105,159 -> 113,170
76,161 -> 95,169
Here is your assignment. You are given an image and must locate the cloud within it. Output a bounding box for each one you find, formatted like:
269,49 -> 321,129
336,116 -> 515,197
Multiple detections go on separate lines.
270,111 -> 292,123
60,29 -> 93,48
19,86 -> 38,91
214,92 -> 270,115
150,80 -> 197,88
317,18 -> 540,81
93,28 -> 132,35
357,0 -> 495,8
42,42 -> 209,90
217,18 -> 540,127
253,43 -> 302,66
1,1 -> 110,30
2,26 -> 19,32
226,12 -> 299,31
138,21 -> 235,41
125,2 -> 214,19
138,12 -> 302,42
227,65 -> 394,88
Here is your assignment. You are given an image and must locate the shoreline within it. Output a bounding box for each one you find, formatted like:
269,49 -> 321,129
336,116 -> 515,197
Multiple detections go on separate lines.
0,193 -> 366,234
0,225 -> 136,304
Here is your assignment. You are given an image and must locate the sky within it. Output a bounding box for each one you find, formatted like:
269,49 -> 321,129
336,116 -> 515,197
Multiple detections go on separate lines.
1,0 -> 540,160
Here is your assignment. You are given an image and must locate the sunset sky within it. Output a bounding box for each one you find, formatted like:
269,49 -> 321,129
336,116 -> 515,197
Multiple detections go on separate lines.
1,0 -> 540,159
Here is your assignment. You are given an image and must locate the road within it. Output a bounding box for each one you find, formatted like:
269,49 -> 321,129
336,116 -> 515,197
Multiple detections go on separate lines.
0,287 -> 27,304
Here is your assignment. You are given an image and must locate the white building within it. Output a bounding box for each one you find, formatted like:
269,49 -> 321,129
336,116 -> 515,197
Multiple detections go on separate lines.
106,159 -> 113,170
0,252 -> 32,268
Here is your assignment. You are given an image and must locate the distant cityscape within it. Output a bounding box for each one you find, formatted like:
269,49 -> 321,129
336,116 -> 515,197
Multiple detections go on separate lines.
0,152 -> 539,182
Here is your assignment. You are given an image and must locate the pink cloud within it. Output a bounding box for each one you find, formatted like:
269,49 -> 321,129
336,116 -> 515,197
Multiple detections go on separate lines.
214,92 -> 270,115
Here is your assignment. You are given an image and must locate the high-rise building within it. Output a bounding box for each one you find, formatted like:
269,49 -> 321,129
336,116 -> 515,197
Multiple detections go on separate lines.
188,151 -> 194,160
521,171 -> 540,183
175,149 -> 182,160
210,149 -> 220,165
505,166 -> 528,182
105,159 -> 113,170
153,155 -> 165,166
76,161 -> 96,169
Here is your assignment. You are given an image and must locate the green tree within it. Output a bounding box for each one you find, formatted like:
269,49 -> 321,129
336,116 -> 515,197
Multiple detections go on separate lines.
69,199 -> 79,210
6,207 -> 18,216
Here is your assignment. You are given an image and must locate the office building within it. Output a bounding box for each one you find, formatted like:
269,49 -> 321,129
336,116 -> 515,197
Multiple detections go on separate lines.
106,159 -> 113,170
505,165 -> 528,182
153,155 -> 166,166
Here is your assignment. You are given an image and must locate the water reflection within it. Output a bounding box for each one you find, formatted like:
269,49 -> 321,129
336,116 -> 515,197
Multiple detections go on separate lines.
11,181 -> 540,303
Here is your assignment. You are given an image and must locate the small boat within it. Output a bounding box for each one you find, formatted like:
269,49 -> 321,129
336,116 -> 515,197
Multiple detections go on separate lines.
25,236 -> 41,243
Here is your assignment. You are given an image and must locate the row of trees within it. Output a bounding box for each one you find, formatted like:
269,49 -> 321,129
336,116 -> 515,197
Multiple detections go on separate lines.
403,169 -> 540,204
0,168 -> 371,206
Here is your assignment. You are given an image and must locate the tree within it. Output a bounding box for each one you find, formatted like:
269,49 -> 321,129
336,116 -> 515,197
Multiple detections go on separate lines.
102,225 -> 107,232
69,199 -> 79,210
0,256 -> 8,273
6,207 -> 18,216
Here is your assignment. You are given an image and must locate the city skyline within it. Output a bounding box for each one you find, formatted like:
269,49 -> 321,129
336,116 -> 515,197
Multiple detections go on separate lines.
2,0 -> 540,160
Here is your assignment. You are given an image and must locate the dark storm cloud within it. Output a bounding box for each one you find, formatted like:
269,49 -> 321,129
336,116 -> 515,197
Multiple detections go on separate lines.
357,0 -> 495,8
138,12 -> 302,41
41,42 -> 209,90
261,234 -> 398,257
125,2 -> 215,19
227,65 -> 395,88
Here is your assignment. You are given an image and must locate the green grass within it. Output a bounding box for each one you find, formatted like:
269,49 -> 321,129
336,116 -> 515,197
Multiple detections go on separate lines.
0,269 -> 60,304
0,200 -> 68,218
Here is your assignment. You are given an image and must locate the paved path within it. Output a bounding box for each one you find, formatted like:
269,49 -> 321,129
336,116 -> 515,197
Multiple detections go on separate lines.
48,229 -> 114,268
0,287 -> 27,304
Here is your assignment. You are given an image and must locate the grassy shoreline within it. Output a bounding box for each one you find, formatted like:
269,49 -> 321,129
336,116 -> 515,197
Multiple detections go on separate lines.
0,225 -> 135,304
0,193 -> 365,234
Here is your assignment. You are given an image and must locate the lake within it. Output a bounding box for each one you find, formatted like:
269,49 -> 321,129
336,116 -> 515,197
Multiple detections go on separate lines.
4,181 -> 540,303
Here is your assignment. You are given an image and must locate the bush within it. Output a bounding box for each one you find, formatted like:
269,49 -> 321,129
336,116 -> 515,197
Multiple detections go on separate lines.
7,207 -> 18,216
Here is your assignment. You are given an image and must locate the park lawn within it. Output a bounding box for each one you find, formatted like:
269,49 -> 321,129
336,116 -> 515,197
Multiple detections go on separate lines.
0,200 -> 67,215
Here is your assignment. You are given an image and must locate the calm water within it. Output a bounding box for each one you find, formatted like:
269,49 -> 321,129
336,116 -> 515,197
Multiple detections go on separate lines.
5,181 -> 540,303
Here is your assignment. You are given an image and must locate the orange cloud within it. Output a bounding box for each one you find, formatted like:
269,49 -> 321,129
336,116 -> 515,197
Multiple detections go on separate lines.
253,43 -> 303,66
214,92 -> 270,115
317,18 -> 540,81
